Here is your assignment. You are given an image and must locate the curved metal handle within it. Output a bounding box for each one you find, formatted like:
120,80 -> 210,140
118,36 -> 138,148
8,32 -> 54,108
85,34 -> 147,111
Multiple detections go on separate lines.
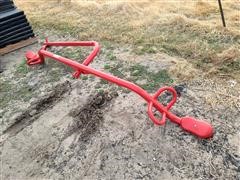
147,87 -> 177,125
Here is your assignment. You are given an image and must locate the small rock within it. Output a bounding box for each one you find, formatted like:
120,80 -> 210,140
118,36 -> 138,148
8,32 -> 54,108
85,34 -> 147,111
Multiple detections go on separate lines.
29,109 -> 37,116
228,80 -> 237,87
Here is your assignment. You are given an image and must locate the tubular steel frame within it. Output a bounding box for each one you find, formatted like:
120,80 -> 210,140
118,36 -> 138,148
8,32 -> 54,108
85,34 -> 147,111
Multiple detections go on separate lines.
26,39 -> 214,139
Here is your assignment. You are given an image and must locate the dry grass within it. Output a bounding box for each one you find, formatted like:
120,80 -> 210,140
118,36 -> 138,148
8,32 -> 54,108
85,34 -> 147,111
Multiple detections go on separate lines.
169,58 -> 199,81
190,78 -> 240,110
16,0 -> 240,30
15,0 -> 240,80
11,0 -> 240,109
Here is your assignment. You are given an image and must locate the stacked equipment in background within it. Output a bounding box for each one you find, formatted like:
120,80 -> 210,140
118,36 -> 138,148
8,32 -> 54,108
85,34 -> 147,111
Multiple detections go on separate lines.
0,0 -> 35,49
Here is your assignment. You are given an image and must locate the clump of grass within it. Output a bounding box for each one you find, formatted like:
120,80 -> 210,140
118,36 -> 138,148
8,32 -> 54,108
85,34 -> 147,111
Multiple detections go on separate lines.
129,64 -> 147,77
100,79 -> 109,84
108,62 -> 126,79
194,1 -> 218,16
219,58 -> 240,73
134,45 -> 157,55
104,64 -> 111,70
0,80 -> 13,107
106,52 -> 117,61
169,59 -> 198,81
46,68 -> 62,82
45,47 -> 88,75
81,76 -> 88,80
0,79 -> 33,107
105,62 -> 173,92
206,47 -> 240,77
129,64 -> 173,92
16,59 -> 30,75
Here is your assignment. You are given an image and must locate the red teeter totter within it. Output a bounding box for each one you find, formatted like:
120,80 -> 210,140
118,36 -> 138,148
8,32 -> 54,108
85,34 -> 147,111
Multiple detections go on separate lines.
25,39 -> 214,139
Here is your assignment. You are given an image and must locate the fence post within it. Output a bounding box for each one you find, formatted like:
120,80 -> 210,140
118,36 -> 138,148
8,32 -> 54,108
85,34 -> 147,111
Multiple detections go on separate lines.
218,0 -> 226,27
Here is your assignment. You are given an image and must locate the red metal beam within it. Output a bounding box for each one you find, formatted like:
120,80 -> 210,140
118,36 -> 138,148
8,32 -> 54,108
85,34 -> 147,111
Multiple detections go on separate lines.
26,39 -> 214,139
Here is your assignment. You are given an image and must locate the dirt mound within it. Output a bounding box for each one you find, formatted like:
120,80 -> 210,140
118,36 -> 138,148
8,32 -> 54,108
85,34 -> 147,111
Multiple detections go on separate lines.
65,91 -> 118,143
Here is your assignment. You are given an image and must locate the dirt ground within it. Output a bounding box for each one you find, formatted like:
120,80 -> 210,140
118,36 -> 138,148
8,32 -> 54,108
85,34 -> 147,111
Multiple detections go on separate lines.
1,32 -> 240,180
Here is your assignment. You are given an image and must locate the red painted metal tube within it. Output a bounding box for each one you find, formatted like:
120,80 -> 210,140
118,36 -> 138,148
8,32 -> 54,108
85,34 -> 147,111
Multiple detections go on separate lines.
26,40 -> 214,139
40,49 -> 181,122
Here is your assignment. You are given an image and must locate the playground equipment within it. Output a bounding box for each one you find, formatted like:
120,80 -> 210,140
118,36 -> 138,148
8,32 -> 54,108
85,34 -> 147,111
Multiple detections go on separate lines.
26,39 -> 214,139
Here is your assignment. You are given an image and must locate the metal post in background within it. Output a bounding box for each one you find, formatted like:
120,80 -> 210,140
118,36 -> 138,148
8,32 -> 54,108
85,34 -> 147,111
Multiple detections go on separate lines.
218,0 -> 226,27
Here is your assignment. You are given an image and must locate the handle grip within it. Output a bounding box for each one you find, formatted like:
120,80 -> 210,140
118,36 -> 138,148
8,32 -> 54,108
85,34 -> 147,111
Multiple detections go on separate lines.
180,117 -> 214,138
